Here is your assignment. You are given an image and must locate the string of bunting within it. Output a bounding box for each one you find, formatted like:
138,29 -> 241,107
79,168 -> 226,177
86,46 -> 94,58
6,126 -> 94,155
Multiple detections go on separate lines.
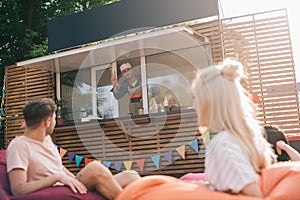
0,80 -> 5,120
57,138 -> 200,173
0,81 -> 5,131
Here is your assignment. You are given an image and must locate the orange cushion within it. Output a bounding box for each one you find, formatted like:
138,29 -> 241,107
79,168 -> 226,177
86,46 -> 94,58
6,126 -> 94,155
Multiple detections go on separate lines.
260,161 -> 300,200
117,162 -> 300,200
116,175 -> 260,200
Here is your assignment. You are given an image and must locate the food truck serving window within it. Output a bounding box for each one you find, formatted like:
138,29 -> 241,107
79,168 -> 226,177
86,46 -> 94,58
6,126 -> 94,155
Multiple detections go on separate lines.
59,43 -> 211,122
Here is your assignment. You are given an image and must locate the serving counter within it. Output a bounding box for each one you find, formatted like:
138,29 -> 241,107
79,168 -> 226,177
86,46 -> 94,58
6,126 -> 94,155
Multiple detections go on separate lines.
54,109 -> 205,177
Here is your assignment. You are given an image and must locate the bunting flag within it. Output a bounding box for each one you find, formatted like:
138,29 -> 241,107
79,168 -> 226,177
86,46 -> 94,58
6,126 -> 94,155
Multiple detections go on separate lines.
189,139 -> 199,153
0,80 -> 5,131
198,132 -> 210,145
68,152 -> 75,163
56,138 -> 201,172
135,159 -> 145,172
75,155 -> 83,167
21,121 -> 26,128
103,161 -> 111,168
151,155 -> 160,169
84,158 -> 93,166
163,150 -> 173,164
94,159 -> 102,163
252,92 -> 261,104
123,161 -> 133,170
59,147 -> 67,158
0,90 -> 4,110
176,145 -> 185,159
0,81 -> 5,116
114,161 -> 122,172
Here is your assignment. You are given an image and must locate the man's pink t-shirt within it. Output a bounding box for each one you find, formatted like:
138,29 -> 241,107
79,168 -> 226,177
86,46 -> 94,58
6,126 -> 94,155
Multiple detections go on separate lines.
6,135 -> 65,183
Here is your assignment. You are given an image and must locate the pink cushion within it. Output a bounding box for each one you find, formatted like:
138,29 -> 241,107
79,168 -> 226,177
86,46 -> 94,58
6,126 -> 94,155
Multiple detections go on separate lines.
0,150 -> 6,165
10,186 -> 102,200
179,173 -> 206,182
0,150 -> 11,195
0,150 -> 104,200
0,186 -> 10,200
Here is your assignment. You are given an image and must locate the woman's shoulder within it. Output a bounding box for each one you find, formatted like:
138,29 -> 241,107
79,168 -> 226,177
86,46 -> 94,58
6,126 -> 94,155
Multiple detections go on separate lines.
210,130 -> 237,144
207,130 -> 245,154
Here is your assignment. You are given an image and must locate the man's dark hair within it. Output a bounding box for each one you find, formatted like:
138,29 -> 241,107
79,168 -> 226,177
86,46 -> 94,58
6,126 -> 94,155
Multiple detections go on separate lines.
264,125 -> 290,162
23,98 -> 56,128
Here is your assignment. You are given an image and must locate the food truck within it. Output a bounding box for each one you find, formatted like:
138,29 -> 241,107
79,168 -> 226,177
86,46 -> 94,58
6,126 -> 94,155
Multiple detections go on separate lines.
3,0 -> 299,176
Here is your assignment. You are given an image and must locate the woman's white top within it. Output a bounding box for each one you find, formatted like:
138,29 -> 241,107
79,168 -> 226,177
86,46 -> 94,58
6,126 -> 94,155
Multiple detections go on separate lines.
205,130 -> 259,193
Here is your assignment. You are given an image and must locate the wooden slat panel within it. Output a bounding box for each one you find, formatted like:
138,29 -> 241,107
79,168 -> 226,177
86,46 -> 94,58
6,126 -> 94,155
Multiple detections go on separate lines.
4,66 -> 55,147
221,9 -> 300,134
223,30 -> 290,44
222,15 -> 288,29
249,68 -> 294,77
192,20 -> 223,64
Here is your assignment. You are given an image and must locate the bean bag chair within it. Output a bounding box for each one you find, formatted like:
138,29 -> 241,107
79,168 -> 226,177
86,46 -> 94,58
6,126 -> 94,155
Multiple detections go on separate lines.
0,150 -> 105,200
117,162 -> 300,200
261,161 -> 300,200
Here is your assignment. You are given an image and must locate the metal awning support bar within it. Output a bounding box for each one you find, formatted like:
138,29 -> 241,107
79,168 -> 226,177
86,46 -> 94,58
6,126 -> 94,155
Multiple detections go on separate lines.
54,58 -> 61,100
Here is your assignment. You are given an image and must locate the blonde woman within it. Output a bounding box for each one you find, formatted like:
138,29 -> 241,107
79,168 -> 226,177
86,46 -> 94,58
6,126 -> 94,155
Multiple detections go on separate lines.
116,59 -> 300,200
192,59 -> 276,197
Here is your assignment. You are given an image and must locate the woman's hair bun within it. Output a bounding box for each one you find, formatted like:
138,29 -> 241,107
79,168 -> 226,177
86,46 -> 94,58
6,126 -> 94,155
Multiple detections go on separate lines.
220,58 -> 244,81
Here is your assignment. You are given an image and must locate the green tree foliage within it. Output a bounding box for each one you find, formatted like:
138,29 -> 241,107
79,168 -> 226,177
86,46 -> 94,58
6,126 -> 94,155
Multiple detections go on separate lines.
0,0 -> 118,97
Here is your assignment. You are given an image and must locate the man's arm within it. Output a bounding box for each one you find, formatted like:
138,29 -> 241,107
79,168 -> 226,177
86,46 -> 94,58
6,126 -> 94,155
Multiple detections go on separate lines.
63,165 -> 75,177
111,82 -> 128,99
9,168 -> 87,195
111,70 -> 128,99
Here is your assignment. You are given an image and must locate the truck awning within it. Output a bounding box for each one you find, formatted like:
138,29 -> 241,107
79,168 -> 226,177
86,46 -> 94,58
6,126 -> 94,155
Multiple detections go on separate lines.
17,26 -> 211,73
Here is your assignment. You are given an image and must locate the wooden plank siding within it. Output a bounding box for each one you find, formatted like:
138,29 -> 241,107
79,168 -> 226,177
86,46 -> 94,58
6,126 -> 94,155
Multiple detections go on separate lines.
54,111 -> 204,176
4,65 -> 55,148
221,9 -> 300,134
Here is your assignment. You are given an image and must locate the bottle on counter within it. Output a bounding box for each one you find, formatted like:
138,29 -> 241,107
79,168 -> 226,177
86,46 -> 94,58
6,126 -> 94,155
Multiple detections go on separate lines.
163,96 -> 169,112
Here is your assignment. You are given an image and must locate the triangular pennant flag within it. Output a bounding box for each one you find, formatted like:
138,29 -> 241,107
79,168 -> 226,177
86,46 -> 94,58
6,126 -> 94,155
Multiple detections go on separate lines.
252,92 -> 261,104
198,132 -> 210,145
20,121 -> 26,128
189,139 -> 199,153
75,155 -> 83,167
103,161 -> 111,168
123,161 -> 133,171
94,159 -> 102,163
84,158 -> 93,166
68,152 -> 75,163
59,147 -> 67,158
151,155 -> 160,169
135,159 -> 145,172
163,151 -> 173,164
114,161 -> 122,173
176,145 -> 185,159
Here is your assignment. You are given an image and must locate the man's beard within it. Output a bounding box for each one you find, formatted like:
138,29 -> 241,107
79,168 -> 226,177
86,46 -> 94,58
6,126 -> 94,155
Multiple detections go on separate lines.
125,73 -> 133,80
46,125 -> 54,135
